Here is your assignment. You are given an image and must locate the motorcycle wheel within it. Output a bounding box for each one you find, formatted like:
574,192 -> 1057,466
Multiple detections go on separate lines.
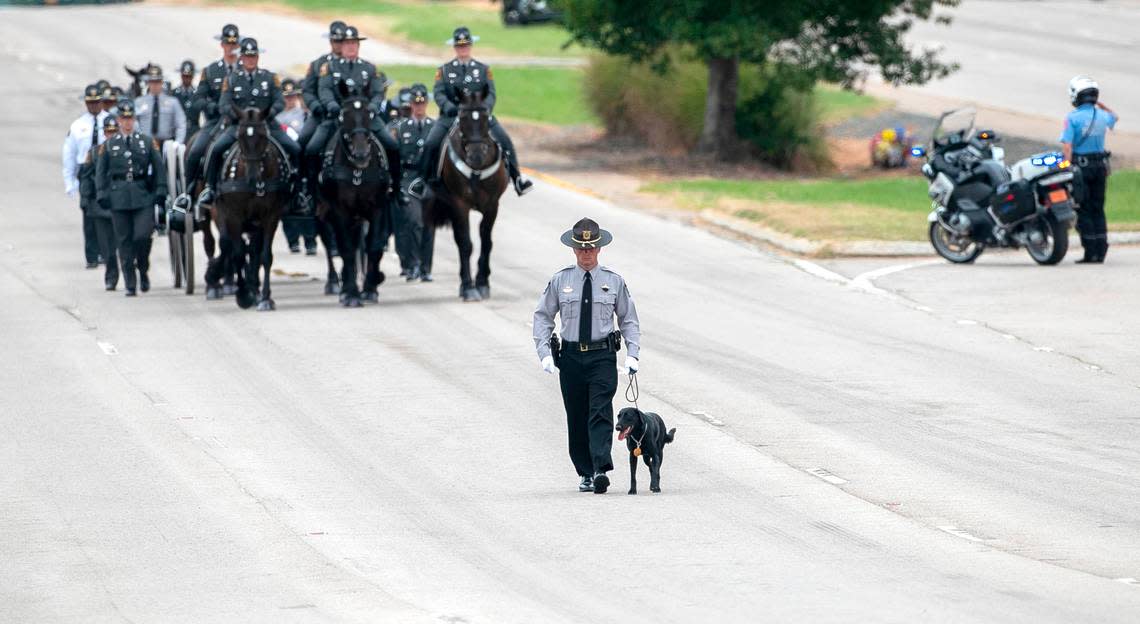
929,222 -> 984,264
1025,215 -> 1069,265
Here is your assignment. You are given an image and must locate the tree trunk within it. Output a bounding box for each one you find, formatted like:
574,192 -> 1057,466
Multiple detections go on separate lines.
696,56 -> 740,160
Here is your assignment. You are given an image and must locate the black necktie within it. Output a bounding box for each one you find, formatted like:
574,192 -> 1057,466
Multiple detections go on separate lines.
91,113 -> 99,148
579,271 -> 592,343
151,95 -> 160,136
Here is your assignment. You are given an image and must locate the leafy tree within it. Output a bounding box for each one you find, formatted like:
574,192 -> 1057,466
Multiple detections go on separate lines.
558,0 -> 959,160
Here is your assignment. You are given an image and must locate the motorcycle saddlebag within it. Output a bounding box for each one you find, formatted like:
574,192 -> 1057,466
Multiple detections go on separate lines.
991,179 -> 1037,225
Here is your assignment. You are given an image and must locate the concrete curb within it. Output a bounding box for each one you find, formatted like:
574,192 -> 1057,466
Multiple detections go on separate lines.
696,209 -> 1140,258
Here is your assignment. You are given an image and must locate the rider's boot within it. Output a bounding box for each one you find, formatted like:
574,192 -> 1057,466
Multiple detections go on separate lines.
506,152 -> 533,196
198,161 -> 220,206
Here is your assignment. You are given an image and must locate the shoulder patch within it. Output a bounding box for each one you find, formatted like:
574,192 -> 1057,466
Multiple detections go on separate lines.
97,144 -> 107,156
319,64 -> 329,77
200,69 -> 208,81
486,68 -> 494,80
434,68 -> 442,81
153,139 -> 161,150
273,74 -> 281,87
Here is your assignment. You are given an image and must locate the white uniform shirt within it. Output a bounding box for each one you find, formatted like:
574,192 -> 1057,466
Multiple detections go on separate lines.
62,110 -> 108,194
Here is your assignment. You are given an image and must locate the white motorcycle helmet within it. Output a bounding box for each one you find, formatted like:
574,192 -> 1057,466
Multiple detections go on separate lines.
1068,75 -> 1099,107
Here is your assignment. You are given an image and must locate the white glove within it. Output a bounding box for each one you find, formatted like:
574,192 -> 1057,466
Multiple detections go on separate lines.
624,357 -> 639,375
541,355 -> 558,375
65,183 -> 78,197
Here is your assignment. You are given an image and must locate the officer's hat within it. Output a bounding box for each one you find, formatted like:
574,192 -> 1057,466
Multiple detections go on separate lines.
447,26 -> 479,47
281,78 -> 300,97
410,83 -> 429,103
342,25 -> 366,41
102,115 -> 120,133
144,65 -> 164,82
100,86 -> 118,102
83,84 -> 101,102
561,218 -> 612,249
95,78 -> 110,92
324,20 -> 347,41
179,59 -> 196,76
239,37 -> 260,56
397,87 -> 412,107
216,23 -> 240,44
117,99 -> 136,118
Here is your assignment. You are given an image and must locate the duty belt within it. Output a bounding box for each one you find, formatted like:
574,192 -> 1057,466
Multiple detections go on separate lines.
563,339 -> 612,353
111,172 -> 137,181
1075,152 -> 1110,166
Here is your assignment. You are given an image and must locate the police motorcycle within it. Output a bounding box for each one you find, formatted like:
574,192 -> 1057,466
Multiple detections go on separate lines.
911,108 -> 1077,265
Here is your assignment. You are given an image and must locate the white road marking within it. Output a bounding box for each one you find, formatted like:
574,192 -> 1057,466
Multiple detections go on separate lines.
849,260 -> 941,294
808,468 -> 848,485
97,341 -> 118,355
956,319 -> 978,326
792,259 -> 849,284
938,525 -> 984,543
1034,346 -> 1055,353
690,410 -> 725,426
1116,578 -> 1139,585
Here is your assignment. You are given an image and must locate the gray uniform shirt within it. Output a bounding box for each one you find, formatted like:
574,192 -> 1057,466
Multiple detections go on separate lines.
133,93 -> 187,143
532,265 -> 640,360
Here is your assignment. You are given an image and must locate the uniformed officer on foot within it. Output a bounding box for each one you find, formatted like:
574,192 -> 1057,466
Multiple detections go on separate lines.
390,83 -> 435,281
181,23 -> 242,208
134,65 -> 187,145
532,218 -> 641,494
1061,76 -> 1120,264
278,78 -> 318,255
63,83 -> 109,269
94,100 -> 168,296
410,26 -> 533,198
171,60 -> 200,139
85,116 -> 122,290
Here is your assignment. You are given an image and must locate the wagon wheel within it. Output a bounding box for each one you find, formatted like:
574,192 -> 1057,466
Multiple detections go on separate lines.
164,141 -> 183,288
176,143 -> 195,295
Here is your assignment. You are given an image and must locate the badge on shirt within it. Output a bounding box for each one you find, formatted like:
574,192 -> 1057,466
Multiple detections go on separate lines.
601,284 -> 611,292
562,287 -> 574,293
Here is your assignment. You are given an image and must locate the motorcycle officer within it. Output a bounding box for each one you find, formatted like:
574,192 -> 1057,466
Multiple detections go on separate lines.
1061,76 -> 1119,263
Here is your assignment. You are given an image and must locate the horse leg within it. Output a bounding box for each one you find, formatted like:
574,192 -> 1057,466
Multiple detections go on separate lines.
217,218 -> 237,296
362,209 -> 386,302
475,207 -> 497,300
339,217 -> 362,308
451,211 -> 480,302
204,230 -> 229,300
234,229 -> 256,310
318,216 -> 339,295
257,220 -> 277,311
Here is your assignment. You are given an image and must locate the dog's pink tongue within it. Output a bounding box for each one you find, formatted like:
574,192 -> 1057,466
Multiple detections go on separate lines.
618,427 -> 631,441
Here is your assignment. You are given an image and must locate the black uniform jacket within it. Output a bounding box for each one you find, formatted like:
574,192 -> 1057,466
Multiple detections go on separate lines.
318,57 -> 387,116
302,53 -> 337,118
95,132 -> 168,212
433,58 -> 496,118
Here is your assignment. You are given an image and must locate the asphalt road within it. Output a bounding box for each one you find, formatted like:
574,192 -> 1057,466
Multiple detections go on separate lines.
3,5 -> 1140,622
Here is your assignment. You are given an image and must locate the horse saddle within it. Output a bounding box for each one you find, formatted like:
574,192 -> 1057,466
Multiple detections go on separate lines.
221,136 -> 293,180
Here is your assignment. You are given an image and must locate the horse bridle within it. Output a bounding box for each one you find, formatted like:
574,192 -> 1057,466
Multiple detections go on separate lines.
448,106 -> 501,180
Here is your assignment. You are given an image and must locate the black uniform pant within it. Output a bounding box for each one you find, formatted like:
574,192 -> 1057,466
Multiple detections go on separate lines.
417,115 -> 520,180
111,208 -> 153,290
185,120 -> 222,188
93,215 -> 119,287
394,175 -> 426,270
204,125 -> 301,187
282,217 -> 317,250
82,208 -> 100,264
1076,161 -> 1109,258
558,349 -> 617,477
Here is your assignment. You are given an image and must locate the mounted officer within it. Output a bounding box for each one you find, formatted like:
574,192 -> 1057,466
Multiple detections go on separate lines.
182,23 -> 242,207
298,20 -> 346,204
312,25 -> 400,195
390,83 -> 435,281
83,116 -> 122,290
1061,76 -> 1120,264
197,37 -> 300,206
95,100 -> 168,297
171,60 -> 200,138
63,83 -> 110,269
411,26 -> 532,198
133,65 -> 187,144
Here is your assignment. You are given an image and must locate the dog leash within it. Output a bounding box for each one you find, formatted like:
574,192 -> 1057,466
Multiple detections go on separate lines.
624,372 -> 647,456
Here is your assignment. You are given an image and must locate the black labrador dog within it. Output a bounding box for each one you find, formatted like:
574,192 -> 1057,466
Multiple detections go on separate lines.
615,407 -> 676,495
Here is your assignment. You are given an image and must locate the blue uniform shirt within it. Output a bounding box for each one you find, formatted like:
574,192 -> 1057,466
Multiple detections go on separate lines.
1059,104 -> 1117,154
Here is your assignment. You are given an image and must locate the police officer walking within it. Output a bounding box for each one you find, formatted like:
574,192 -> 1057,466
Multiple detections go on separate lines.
182,23 -> 241,207
411,27 -> 532,198
197,37 -> 301,206
134,65 -> 187,145
278,78 -> 319,255
171,60 -> 200,139
1061,76 -> 1120,264
532,218 -> 641,494
83,116 -> 123,290
95,100 -> 168,296
390,83 -> 435,281
63,84 -> 109,269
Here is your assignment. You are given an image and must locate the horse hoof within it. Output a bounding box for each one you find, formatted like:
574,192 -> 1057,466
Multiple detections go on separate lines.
206,287 -> 223,300
324,282 -> 338,295
236,290 -> 255,309
361,291 -> 378,303
375,271 -> 385,286
461,288 -> 483,302
223,284 -> 239,296
477,285 -> 490,299
256,299 -> 275,312
343,297 -> 362,308
420,273 -> 433,282
338,292 -> 348,304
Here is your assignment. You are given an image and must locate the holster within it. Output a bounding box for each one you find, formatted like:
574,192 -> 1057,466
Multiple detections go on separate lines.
549,333 -> 562,367
607,330 -> 623,353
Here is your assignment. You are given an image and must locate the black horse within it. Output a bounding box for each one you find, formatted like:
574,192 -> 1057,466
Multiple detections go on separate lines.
205,107 -> 291,310
430,85 -> 509,302
317,90 -> 400,307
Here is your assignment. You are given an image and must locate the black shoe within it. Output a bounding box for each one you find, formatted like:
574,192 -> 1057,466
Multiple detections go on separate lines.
85,262 -> 99,269
305,245 -> 317,256
407,177 -> 427,199
579,475 -> 594,492
197,187 -> 215,206
406,266 -> 421,282
105,280 -> 117,291
289,243 -> 301,253
399,267 -> 409,278
592,472 -> 609,494
139,273 -> 150,293
125,288 -> 137,297
420,272 -> 433,282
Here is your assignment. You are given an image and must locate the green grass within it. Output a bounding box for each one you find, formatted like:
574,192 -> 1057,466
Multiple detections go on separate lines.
644,170 -> 1140,241
380,64 -> 594,125
814,84 -> 889,123
270,0 -> 581,58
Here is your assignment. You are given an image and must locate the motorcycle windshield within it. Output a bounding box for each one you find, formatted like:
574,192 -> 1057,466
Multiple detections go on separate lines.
933,107 -> 977,147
